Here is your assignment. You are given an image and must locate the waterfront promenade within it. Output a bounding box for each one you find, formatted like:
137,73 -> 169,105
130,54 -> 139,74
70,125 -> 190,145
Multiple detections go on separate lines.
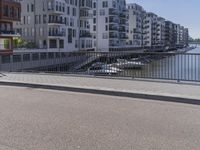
0,73 -> 200,150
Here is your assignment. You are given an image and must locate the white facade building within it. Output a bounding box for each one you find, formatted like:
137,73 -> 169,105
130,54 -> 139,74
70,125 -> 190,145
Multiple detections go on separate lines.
143,12 -> 158,48
90,0 -> 128,52
14,0 -> 93,52
156,17 -> 165,48
127,3 -> 145,48
79,0 -> 93,51
142,13 -> 166,49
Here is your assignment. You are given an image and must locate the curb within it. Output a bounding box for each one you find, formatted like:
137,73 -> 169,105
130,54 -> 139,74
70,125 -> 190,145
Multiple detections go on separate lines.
0,81 -> 199,106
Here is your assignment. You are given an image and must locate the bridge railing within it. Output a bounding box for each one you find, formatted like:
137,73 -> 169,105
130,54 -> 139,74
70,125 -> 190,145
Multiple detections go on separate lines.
0,51 -> 200,82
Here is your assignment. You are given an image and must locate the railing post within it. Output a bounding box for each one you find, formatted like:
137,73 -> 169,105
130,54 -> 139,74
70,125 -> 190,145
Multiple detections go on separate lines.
0,55 -> 2,72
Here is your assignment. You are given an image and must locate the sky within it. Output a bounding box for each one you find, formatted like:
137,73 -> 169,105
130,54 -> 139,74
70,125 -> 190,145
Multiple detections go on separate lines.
126,0 -> 200,38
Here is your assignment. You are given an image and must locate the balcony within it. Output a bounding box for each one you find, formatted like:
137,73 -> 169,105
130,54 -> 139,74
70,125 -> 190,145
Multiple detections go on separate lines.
80,33 -> 92,38
48,5 -> 65,15
109,18 -> 119,24
48,19 -> 65,25
109,8 -> 118,16
109,33 -> 119,39
109,25 -> 119,31
119,35 -> 128,39
119,13 -> 126,18
48,32 -> 66,37
119,20 -> 127,25
109,43 -> 119,47
0,30 -> 20,37
0,0 -> 21,22
80,3 -> 92,10
80,13 -> 93,19
119,27 -> 126,32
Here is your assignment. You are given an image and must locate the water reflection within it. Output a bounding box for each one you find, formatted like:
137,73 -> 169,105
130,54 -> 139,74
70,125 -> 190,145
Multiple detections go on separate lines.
122,47 -> 200,81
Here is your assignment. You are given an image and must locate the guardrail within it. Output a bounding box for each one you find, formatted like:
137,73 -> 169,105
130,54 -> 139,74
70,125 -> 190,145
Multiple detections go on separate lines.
0,51 -> 199,82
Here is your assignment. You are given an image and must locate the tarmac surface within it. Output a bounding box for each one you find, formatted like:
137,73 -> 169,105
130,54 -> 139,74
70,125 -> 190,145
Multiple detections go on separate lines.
0,86 -> 200,150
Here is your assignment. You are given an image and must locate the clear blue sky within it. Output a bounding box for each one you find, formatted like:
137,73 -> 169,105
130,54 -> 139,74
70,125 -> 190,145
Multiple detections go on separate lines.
127,0 -> 200,38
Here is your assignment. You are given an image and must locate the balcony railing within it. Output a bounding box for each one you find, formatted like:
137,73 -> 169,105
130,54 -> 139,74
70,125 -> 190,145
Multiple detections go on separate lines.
48,32 -> 66,37
109,33 -> 119,39
0,30 -> 19,35
119,13 -> 126,18
0,0 -> 21,21
109,19 -> 119,24
119,35 -> 128,39
109,9 -> 119,16
109,26 -> 119,31
48,20 -> 65,24
80,33 -> 92,38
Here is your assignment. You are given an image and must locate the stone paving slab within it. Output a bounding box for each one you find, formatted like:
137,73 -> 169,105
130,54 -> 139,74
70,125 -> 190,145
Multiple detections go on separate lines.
0,72 -> 199,100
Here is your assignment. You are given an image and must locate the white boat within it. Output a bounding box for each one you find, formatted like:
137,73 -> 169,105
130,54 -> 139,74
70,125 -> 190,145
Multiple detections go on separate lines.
87,62 -> 122,75
112,59 -> 144,69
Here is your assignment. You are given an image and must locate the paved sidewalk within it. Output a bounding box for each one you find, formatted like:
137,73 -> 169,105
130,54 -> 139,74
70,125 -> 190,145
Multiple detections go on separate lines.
0,72 -> 199,101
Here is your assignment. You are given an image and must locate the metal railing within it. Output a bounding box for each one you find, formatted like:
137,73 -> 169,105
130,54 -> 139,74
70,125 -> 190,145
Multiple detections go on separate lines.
0,50 -> 199,82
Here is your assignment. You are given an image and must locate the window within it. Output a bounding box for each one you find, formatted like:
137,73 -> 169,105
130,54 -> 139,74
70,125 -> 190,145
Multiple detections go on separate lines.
68,28 -> 72,43
27,16 -> 31,24
72,8 -> 76,16
43,15 -> 47,24
102,1 -> 108,8
103,33 -> 108,39
105,25 -> 108,31
100,9 -> 105,16
27,4 -> 29,12
93,2 -> 96,8
93,10 -> 96,16
31,4 -> 34,12
49,39 -> 57,48
40,53 -> 47,60
93,18 -> 96,24
32,53 -> 39,61
48,53 -> 54,59
23,54 -> 30,62
105,17 -> 108,23
59,40 -> 64,48
93,25 -> 96,31
2,55 -> 10,64
13,55 -> 21,63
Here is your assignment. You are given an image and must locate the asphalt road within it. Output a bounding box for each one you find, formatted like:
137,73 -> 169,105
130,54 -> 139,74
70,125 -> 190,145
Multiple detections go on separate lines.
0,86 -> 199,150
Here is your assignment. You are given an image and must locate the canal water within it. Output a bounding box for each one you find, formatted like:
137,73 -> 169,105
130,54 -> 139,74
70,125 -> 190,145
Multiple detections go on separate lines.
122,47 -> 200,81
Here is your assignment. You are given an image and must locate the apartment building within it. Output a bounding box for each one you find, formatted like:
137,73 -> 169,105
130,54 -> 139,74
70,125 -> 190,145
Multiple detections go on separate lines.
183,28 -> 189,47
164,21 -> 188,49
14,0 -> 93,52
0,0 -> 21,54
127,2 -> 189,50
176,24 -> 181,48
90,0 -> 128,52
127,3 -> 145,48
165,21 -> 174,49
79,0 -> 93,51
142,12 -> 159,48
179,26 -> 184,46
156,17 -> 165,48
